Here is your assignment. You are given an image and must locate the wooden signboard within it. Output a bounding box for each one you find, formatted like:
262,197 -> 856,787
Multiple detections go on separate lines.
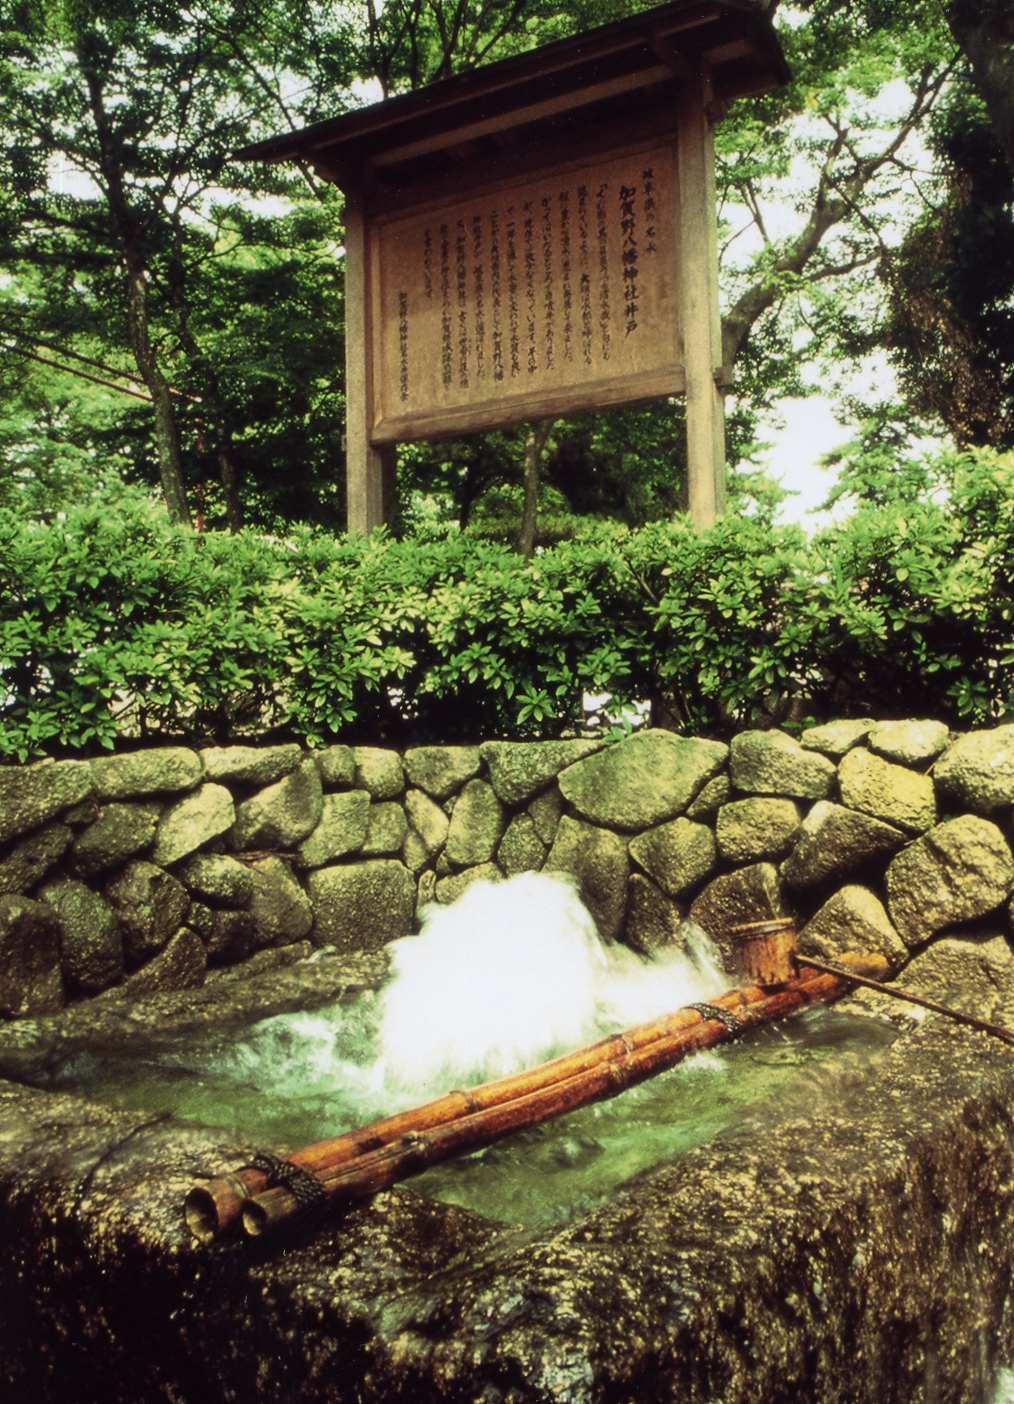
371,140 -> 680,444
237,1 -> 789,533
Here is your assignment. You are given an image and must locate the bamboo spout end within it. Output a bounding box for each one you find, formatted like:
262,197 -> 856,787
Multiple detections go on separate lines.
185,1185 -> 222,1243
185,1171 -> 261,1243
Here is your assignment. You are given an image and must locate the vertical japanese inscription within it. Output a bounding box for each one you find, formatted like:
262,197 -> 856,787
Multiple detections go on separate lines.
506,207 -> 520,377
559,189 -> 573,364
578,185 -> 593,366
472,214 -> 486,381
490,209 -> 504,381
523,203 -> 537,374
595,183 -> 611,362
456,219 -> 469,389
379,144 -> 676,429
619,183 -> 638,336
439,223 -> 452,388
541,196 -> 555,372
398,290 -> 409,401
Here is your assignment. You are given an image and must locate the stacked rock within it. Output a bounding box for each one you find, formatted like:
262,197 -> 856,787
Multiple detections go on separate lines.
2,720 -> 1014,1016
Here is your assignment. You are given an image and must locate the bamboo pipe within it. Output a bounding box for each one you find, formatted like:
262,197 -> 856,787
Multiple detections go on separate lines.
239,967 -> 858,1238
187,976 -> 779,1241
799,955 -> 1014,1045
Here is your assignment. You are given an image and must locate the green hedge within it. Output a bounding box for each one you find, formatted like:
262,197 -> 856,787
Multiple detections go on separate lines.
3,449 -> 1014,759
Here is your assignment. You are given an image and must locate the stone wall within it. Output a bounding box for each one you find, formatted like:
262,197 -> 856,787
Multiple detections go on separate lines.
3,718 -> 1014,1016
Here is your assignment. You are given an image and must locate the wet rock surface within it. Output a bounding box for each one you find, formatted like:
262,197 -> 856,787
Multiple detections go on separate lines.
1,1012 -> 1014,1404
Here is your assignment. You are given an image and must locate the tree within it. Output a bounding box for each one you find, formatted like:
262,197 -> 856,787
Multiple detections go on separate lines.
947,0 -> 1014,177
882,77 -> 1014,448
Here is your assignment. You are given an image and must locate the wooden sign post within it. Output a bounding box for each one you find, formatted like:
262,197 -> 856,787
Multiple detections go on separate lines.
239,1 -> 788,533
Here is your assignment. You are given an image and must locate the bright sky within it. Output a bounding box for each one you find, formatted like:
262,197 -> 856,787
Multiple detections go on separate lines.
760,396 -> 847,530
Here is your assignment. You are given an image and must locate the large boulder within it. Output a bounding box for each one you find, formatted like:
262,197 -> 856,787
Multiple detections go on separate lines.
480,740 -> 602,805
627,817 -> 715,899
352,748 -> 405,800
780,801 -> 906,892
497,813 -> 547,877
715,797 -> 802,864
70,803 -> 160,878
933,726 -> 1014,814
798,885 -> 907,973
0,760 -> 91,845
39,877 -> 123,993
362,803 -> 408,856
297,791 -> 370,868
0,823 -> 73,895
729,730 -> 836,799
247,857 -> 313,948
150,784 -> 234,867
230,759 -> 323,850
0,894 -> 63,1016
104,861 -> 189,966
199,744 -> 301,786
557,732 -> 728,832
90,748 -> 201,801
546,816 -> 629,941
624,874 -> 683,954
445,780 -> 504,868
799,718 -> 875,759
403,789 -> 449,858
176,854 -> 254,908
838,748 -> 936,833
688,863 -> 789,972
308,860 -> 415,952
403,746 -> 481,800
886,815 -> 1014,947
867,719 -> 949,766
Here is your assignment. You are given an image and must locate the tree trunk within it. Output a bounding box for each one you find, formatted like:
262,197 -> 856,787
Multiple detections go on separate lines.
949,0 -> 1014,178
125,267 -> 192,526
82,62 -> 191,526
517,419 -> 553,558
217,441 -> 244,533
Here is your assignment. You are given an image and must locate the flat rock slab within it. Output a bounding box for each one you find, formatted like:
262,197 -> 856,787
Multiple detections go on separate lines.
1,1017 -> 1014,1404
0,947 -> 388,1066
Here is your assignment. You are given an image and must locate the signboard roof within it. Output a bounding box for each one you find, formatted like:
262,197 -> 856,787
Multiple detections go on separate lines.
237,1 -> 788,186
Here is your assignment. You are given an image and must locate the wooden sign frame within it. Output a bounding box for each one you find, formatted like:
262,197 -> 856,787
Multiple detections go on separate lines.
238,1 -> 789,533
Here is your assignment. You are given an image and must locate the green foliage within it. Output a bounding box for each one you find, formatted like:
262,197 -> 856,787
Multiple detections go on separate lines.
6,449 -> 1014,760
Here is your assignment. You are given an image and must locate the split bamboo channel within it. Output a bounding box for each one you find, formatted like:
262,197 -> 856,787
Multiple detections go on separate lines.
185,949 -> 888,1243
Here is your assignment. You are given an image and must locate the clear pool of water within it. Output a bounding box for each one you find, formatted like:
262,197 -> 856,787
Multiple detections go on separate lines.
23,997 -> 898,1230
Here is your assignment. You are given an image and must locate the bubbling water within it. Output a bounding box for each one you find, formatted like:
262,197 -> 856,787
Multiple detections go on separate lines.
375,871 -> 726,1098
201,872 -> 728,1131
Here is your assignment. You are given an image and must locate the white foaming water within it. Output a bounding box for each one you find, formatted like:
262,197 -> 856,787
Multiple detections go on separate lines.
217,873 -> 727,1120
376,872 -> 726,1098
